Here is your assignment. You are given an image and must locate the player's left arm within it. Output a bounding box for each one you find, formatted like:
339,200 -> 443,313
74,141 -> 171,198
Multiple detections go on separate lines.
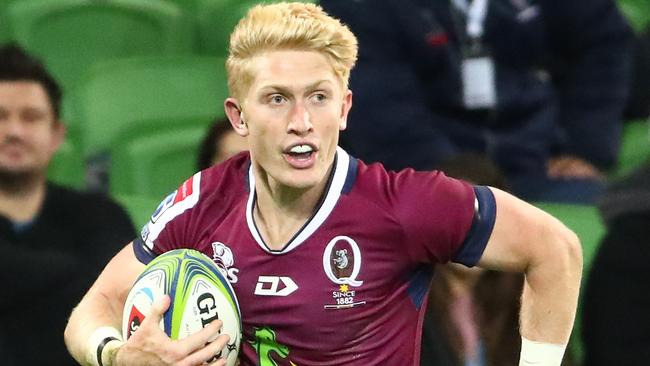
477,188 -> 582,353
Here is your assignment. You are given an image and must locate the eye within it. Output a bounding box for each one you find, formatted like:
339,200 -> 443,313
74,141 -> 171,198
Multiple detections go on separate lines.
21,108 -> 48,124
269,94 -> 286,105
310,92 -> 327,103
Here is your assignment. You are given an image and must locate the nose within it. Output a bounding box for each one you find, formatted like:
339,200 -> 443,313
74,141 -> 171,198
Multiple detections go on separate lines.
286,102 -> 313,135
2,117 -> 27,139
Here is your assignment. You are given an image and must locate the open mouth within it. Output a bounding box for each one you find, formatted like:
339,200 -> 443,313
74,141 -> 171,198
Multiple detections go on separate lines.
286,144 -> 315,160
283,143 -> 318,168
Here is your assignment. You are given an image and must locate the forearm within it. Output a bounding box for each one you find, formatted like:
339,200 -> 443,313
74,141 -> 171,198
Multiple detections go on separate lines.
65,287 -> 124,365
64,244 -> 142,365
477,189 -> 584,365
519,230 -> 583,344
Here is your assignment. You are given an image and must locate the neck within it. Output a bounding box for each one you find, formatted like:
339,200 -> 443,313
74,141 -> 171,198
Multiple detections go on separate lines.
252,164 -> 333,251
0,174 -> 46,222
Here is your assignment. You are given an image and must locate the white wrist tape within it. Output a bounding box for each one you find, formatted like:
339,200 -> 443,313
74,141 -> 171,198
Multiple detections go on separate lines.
519,337 -> 567,366
86,326 -> 124,366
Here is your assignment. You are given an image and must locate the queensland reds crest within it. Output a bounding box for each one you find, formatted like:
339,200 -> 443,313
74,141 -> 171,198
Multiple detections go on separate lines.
323,236 -> 363,287
211,242 -> 239,284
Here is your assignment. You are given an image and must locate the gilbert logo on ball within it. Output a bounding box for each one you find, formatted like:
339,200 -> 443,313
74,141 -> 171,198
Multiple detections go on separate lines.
122,249 -> 241,364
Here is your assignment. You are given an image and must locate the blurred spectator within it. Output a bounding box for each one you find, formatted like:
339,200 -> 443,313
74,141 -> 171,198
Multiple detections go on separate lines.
321,0 -> 633,203
0,43 -> 136,365
422,154 -> 574,366
424,264 -> 525,366
422,154 -> 521,365
582,161 -> 650,366
196,116 -> 248,170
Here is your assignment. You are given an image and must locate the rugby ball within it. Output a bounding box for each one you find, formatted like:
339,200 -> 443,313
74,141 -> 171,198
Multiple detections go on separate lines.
122,249 -> 241,364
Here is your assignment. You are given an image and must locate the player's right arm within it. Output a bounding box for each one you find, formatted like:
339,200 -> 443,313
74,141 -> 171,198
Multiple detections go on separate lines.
64,243 -> 229,366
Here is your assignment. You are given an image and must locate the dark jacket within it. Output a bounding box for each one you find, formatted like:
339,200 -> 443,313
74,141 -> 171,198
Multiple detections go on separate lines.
0,183 -> 136,365
582,163 -> 650,365
322,0 -> 632,176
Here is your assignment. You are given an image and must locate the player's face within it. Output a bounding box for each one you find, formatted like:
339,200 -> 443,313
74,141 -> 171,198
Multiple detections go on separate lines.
0,81 -> 63,177
229,50 -> 352,190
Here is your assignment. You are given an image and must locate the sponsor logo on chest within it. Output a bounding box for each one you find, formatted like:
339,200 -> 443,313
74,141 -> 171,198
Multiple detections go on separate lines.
323,236 -> 366,309
210,236 -> 367,308
254,276 -> 298,296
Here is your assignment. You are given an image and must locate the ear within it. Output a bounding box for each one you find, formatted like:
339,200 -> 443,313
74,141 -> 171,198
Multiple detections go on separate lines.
338,90 -> 353,131
224,97 -> 249,137
50,120 -> 66,154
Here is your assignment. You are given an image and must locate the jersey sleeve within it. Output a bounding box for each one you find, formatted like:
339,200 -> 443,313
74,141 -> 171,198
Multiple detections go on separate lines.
132,172 -> 202,264
391,170 -> 496,266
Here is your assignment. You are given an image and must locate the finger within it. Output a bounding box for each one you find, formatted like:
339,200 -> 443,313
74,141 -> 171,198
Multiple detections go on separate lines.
140,294 -> 170,331
573,163 -> 602,178
547,159 -> 567,177
555,161 -> 601,179
149,295 -> 171,320
208,357 -> 227,366
569,166 -> 594,178
209,359 -> 227,366
548,159 -> 588,178
185,334 -> 231,366
178,319 -> 224,354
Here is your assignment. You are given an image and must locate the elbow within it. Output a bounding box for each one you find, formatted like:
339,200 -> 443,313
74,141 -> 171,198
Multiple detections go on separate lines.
63,307 -> 77,358
552,225 -> 583,282
63,305 -> 80,348
565,227 -> 582,272
527,221 -> 583,280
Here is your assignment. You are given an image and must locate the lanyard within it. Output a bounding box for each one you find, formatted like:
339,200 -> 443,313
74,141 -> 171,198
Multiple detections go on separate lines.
451,0 -> 489,40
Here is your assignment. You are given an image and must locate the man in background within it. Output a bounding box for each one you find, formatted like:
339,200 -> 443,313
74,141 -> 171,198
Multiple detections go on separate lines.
0,43 -> 136,365
322,0 -> 632,203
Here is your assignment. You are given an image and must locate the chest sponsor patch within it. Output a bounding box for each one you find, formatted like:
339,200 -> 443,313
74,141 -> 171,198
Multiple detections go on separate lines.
174,175 -> 195,204
322,236 -> 366,309
254,276 -> 298,297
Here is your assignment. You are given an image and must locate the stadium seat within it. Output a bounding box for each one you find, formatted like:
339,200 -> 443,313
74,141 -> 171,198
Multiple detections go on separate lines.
71,55 -> 228,156
70,55 -> 228,193
163,0 -> 202,13
618,0 -> 650,32
195,0 -> 316,56
612,119 -> 650,178
47,138 -> 84,188
533,202 -> 606,364
0,1 -> 12,43
5,0 -> 193,92
113,193 -> 160,229
109,122 -> 209,198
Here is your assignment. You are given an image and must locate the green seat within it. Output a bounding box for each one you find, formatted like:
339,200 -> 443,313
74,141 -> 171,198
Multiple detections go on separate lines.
71,55 -> 228,193
163,0 -> 202,14
110,122 -> 209,198
71,55 -> 228,158
0,1 -> 13,43
6,0 -> 192,93
195,0 -> 316,56
618,0 -> 650,32
47,138 -> 84,188
112,193 -> 160,229
533,202 -> 606,364
611,119 -> 650,178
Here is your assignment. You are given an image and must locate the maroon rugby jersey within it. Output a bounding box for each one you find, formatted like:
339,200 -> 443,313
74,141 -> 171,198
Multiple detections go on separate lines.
134,147 -> 496,365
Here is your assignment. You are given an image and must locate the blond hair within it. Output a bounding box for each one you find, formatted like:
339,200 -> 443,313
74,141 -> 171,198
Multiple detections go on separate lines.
226,2 -> 358,101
